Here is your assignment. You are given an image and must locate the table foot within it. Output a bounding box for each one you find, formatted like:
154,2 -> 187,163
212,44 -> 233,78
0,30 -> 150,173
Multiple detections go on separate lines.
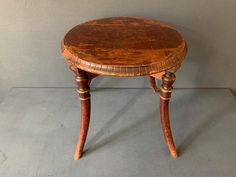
160,71 -> 178,158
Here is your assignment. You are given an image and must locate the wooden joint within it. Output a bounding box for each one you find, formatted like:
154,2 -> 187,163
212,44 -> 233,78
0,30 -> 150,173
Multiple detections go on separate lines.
77,90 -> 90,100
76,77 -> 88,82
160,86 -> 173,93
160,95 -> 171,100
160,72 -> 175,100
77,89 -> 90,94
79,97 -> 90,101
75,69 -> 91,101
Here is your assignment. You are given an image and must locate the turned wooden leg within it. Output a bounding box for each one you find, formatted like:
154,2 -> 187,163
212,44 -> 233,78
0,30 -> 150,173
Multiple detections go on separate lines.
148,76 -> 158,93
160,71 -> 178,158
74,69 -> 91,160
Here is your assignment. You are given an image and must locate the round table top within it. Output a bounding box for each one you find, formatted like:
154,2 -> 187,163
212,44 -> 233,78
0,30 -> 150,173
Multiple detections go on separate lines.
61,17 -> 187,76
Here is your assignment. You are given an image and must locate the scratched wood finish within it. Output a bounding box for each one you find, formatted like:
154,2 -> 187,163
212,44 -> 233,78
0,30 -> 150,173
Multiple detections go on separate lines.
61,17 -> 187,76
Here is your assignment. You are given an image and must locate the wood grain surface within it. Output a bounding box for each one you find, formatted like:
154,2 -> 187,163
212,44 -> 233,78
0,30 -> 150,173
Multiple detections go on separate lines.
61,17 -> 187,76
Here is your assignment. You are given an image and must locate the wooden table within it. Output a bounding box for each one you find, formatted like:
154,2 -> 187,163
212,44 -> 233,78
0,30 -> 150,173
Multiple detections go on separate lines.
61,17 -> 187,160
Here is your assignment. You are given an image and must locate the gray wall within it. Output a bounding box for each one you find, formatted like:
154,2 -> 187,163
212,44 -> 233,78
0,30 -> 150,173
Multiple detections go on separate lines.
0,0 -> 236,101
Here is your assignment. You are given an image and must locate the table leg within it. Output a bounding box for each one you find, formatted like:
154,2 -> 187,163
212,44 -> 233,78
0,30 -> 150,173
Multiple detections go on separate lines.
74,69 -> 91,160
87,72 -> 98,86
159,71 -> 178,158
148,76 -> 158,93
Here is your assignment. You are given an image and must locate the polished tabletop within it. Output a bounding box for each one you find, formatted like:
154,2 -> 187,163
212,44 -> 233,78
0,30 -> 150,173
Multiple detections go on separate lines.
62,17 -> 187,76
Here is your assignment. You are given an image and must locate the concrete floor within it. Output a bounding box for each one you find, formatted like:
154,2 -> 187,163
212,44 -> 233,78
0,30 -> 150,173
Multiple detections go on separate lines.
0,88 -> 235,177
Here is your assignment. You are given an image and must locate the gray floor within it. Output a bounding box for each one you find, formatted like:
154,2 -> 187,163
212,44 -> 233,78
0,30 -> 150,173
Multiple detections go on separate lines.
0,88 -> 235,177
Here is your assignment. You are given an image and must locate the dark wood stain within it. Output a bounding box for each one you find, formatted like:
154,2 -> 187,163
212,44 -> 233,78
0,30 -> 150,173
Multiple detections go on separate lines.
61,17 -> 188,160
62,17 -> 187,76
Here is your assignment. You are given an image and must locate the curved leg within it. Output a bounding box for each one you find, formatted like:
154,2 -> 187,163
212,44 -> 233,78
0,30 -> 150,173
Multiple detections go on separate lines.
74,69 -> 91,160
160,71 -> 178,158
148,76 -> 158,93
87,72 -> 98,86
